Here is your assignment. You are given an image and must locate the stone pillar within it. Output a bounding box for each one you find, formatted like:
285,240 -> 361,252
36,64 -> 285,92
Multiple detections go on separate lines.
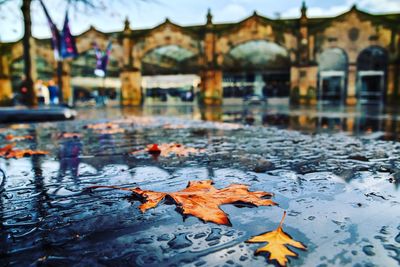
119,18 -> 142,106
200,9 -> 223,105
290,66 -> 317,105
299,1 -> 309,65
120,70 -> 142,106
387,64 -> 396,104
62,62 -> 72,105
53,61 -> 72,105
396,62 -> 400,104
346,64 -> 357,105
201,69 -> 223,105
0,55 -> 13,105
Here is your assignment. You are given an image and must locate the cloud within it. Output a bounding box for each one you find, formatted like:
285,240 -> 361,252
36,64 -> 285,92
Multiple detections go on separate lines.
282,0 -> 400,18
350,0 -> 400,13
217,3 -> 249,22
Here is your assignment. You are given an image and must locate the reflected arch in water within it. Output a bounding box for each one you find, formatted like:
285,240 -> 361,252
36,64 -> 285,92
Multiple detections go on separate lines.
356,46 -> 388,104
317,48 -> 349,104
222,40 -> 291,99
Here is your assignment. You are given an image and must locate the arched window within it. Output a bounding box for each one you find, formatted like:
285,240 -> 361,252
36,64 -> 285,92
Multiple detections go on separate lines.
356,46 -> 388,104
223,40 -> 290,99
317,48 -> 348,104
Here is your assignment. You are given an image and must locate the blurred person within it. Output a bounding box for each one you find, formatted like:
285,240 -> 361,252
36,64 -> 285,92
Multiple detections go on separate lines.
35,80 -> 50,105
48,80 -> 59,105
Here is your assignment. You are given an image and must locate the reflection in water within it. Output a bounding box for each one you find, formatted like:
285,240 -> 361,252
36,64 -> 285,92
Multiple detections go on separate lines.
0,167 -> 7,262
58,138 -> 82,179
0,111 -> 399,266
75,104 -> 400,141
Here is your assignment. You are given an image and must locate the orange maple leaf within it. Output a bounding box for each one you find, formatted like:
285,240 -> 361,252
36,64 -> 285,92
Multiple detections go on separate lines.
89,180 -> 276,225
247,211 -> 306,266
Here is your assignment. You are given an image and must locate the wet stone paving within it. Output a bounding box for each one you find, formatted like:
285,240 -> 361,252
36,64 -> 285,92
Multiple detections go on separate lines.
0,115 -> 399,267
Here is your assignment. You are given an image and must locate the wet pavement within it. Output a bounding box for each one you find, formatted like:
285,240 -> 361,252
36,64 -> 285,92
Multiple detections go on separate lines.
0,105 -> 400,266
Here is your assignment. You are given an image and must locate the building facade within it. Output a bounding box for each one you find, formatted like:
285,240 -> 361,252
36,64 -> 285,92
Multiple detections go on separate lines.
0,3 -> 399,106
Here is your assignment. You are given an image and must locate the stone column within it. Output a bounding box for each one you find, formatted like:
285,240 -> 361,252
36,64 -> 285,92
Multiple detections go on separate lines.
346,64 -> 357,105
120,69 -> 142,106
61,62 -> 72,105
200,9 -> 223,105
53,61 -> 72,105
387,64 -> 396,104
201,69 -> 223,105
119,18 -> 142,106
290,66 -> 317,105
0,55 -> 13,105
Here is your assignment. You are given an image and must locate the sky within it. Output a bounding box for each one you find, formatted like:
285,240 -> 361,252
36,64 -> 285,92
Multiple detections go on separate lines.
0,0 -> 399,42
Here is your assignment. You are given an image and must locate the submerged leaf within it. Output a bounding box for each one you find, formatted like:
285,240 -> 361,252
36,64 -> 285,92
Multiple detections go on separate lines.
4,134 -> 34,141
58,133 -> 82,139
0,144 -> 14,157
247,211 -> 306,266
132,143 -> 205,157
96,128 -> 125,135
85,122 -> 120,130
90,180 -> 276,225
0,144 -> 49,159
5,149 -> 49,159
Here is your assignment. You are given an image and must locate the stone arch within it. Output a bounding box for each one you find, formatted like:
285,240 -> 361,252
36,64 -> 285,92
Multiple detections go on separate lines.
315,8 -> 393,64
136,22 -> 201,63
70,49 -> 120,78
140,44 -> 200,75
356,45 -> 388,104
220,39 -> 291,99
222,40 -> 290,71
8,42 -> 24,64
9,55 -> 54,93
317,47 -> 349,103
216,15 -> 292,58
75,27 -> 124,68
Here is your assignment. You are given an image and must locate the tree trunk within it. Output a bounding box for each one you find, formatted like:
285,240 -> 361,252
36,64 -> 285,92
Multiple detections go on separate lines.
21,0 -> 37,107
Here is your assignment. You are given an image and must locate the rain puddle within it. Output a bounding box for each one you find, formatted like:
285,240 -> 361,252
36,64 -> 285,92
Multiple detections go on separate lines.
0,115 -> 399,266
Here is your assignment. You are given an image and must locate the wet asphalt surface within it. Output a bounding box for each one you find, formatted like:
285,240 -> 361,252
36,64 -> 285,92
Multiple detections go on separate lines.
0,107 -> 399,267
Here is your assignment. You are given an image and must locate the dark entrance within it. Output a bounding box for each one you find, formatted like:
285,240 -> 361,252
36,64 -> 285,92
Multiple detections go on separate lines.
356,46 -> 388,105
317,48 -> 348,104
223,40 -> 290,102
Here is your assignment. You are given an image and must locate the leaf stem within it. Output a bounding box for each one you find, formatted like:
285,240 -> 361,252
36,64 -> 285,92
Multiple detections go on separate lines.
278,211 -> 287,228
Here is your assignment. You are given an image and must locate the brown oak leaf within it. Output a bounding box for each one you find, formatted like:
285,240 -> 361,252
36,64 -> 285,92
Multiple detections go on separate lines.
247,211 -> 306,266
89,180 -> 276,225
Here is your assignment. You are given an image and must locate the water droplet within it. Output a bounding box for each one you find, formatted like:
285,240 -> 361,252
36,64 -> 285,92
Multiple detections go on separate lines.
206,228 -> 222,241
167,233 -> 192,249
362,245 -> 375,256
